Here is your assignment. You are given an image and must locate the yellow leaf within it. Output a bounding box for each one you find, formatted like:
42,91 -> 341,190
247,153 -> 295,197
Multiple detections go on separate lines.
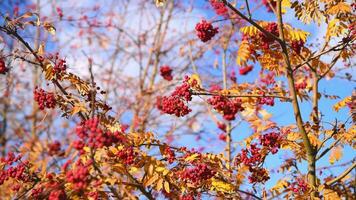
189,74 -> 202,88
327,2 -> 352,15
144,173 -> 159,187
333,96 -> 351,112
105,177 -> 117,186
43,22 -> 56,35
156,178 -> 163,191
211,178 -> 234,193
71,102 -> 88,116
236,40 -> 251,66
329,146 -> 343,165
259,109 -> 272,120
164,181 -> 170,193
37,43 -> 45,55
184,153 -> 199,162
155,0 -> 167,7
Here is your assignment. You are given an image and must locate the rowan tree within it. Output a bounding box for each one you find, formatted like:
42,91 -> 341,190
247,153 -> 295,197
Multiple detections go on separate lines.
0,0 -> 355,199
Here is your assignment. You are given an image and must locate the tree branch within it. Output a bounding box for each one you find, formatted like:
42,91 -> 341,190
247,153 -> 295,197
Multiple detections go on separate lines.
326,162 -> 356,186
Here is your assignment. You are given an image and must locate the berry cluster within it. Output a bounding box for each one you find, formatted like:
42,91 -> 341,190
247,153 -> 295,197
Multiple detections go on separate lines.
195,20 -> 219,42
34,87 -> 57,110
289,177 -> 308,194
207,96 -> 244,121
160,65 -> 173,81
164,146 -> 176,164
52,53 -> 67,75
156,77 -> 194,117
48,189 -> 67,200
258,96 -> 275,106
295,78 -> 307,91
209,0 -> 228,16
179,163 -> 216,185
235,131 -> 283,183
260,72 -> 276,86
248,167 -> 270,183
117,147 -> 137,165
259,22 -> 279,50
31,187 -> 44,198
0,58 -> 9,75
74,117 -> 125,152
239,65 -> 253,75
46,174 -> 67,200
291,40 -> 304,54
235,144 -> 269,184
48,140 -> 63,156
65,160 -> 92,192
235,144 -> 263,167
259,132 -> 281,154
0,153 -> 31,185
218,133 -> 227,141
156,96 -> 192,117
262,0 -> 276,13
180,193 -> 200,200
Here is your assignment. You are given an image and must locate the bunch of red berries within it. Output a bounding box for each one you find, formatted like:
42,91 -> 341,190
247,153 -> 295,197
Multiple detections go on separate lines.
74,117 -> 125,151
45,174 -> 67,200
195,20 -> 219,42
34,87 -> 57,110
235,144 -> 271,183
65,160 -> 92,192
156,76 -> 194,117
164,146 -> 176,164
262,0 -> 276,13
179,163 -> 216,185
72,140 -> 86,154
180,193 -> 200,200
48,189 -> 67,200
156,96 -> 192,117
295,79 -> 307,91
259,22 -> 279,49
31,187 -> 44,198
291,40 -> 304,54
260,72 -> 276,86
207,96 -> 244,121
48,140 -> 63,156
258,96 -> 275,106
160,65 -> 173,81
239,65 -> 253,75
0,153 -> 31,185
218,133 -> 227,141
53,53 -> 67,75
248,167 -> 270,183
0,58 -> 9,75
117,146 -> 137,165
235,144 -> 263,167
209,0 -> 228,16
289,177 -> 308,194
259,132 -> 281,154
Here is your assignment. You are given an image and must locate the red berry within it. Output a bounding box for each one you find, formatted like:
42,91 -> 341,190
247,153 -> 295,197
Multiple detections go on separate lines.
0,58 -> 9,75
160,65 -> 173,81
239,65 -> 253,75
209,0 -> 228,16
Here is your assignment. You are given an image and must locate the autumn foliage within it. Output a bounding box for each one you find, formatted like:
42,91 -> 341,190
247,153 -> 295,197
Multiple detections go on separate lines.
0,0 -> 355,199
